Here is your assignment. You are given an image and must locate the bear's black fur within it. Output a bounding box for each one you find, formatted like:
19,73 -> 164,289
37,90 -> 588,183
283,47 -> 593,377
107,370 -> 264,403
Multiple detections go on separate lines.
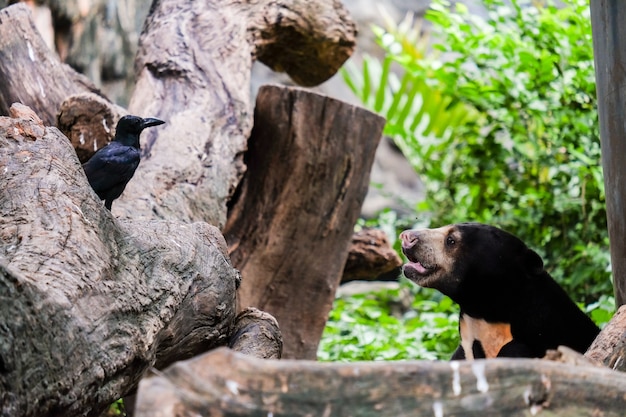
399,223 -> 600,360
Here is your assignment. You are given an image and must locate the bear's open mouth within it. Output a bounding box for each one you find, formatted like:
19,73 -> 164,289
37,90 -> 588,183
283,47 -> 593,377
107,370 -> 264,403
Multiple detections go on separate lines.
405,260 -> 432,275
404,260 -> 436,276
402,252 -> 436,276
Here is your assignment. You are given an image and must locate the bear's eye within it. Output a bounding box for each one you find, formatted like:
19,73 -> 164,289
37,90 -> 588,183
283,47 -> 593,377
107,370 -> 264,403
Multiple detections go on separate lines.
446,236 -> 456,246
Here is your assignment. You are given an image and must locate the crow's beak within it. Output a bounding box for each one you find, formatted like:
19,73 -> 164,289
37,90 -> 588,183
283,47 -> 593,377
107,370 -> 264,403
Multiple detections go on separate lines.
141,117 -> 165,129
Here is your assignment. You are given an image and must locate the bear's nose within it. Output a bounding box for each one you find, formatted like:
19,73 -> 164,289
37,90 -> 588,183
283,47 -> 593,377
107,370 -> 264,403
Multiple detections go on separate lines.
399,230 -> 420,248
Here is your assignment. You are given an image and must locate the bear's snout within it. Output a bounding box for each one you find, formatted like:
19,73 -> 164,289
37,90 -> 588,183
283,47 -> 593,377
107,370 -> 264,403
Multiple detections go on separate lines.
400,230 -> 422,251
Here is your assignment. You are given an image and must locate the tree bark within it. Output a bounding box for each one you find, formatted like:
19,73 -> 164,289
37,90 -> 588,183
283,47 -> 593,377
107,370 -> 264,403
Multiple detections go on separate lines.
114,0 -> 357,227
135,347 -> 626,417
0,3 -> 103,125
224,85 -> 385,359
0,104 -> 240,417
590,1 -> 626,307
586,304 -> 626,371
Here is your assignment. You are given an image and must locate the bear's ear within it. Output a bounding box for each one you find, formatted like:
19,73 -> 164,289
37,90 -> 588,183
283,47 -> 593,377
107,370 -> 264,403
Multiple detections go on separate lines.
523,248 -> 544,276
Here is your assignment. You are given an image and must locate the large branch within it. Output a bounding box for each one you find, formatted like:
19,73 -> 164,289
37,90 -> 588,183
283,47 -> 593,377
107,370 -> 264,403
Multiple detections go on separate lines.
224,86 -> 385,359
0,105 -> 240,417
135,347 -> 626,416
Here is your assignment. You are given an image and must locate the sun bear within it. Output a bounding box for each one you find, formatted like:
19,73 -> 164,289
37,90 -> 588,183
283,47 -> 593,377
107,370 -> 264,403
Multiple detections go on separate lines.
399,223 -> 600,360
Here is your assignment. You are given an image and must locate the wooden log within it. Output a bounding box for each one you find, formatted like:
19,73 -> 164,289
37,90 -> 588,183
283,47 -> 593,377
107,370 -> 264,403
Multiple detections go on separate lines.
586,304 -> 626,371
0,104 -> 240,417
228,307 -> 283,359
545,346 -> 601,368
135,347 -> 626,417
0,3 -> 103,125
56,92 -> 127,163
107,0 -> 357,227
251,0 -> 356,86
224,85 -> 385,359
342,228 -> 403,282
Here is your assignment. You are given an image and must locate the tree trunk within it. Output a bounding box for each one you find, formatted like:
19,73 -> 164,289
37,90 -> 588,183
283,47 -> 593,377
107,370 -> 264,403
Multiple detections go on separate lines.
590,1 -> 626,307
0,104 -> 239,417
135,347 -> 626,417
224,85 -> 385,359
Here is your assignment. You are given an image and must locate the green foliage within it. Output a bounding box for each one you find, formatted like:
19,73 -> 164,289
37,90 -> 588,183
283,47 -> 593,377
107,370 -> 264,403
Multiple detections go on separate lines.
584,294 -> 615,328
105,399 -> 125,416
318,281 -> 459,361
343,0 -> 611,303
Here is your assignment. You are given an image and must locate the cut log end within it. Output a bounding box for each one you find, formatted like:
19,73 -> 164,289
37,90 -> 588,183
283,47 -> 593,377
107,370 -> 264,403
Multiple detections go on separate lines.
229,307 -> 283,359
251,0 -> 357,86
57,92 -> 126,163
342,228 -> 403,282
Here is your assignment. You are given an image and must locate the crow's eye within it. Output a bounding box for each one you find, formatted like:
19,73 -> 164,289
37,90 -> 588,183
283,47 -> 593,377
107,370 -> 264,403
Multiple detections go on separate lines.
446,236 -> 456,246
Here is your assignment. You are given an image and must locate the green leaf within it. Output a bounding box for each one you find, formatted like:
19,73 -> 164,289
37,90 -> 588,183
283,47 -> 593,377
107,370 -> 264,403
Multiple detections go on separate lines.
374,55 -> 393,112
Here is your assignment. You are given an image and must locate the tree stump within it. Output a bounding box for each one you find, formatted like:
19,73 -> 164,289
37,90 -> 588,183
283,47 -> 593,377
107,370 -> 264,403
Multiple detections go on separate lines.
224,85 -> 385,359
135,347 -> 626,417
0,104 -> 240,417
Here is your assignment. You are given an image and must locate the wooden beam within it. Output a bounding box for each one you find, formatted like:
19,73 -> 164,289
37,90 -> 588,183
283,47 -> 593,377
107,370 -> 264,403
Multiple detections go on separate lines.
590,1 -> 626,306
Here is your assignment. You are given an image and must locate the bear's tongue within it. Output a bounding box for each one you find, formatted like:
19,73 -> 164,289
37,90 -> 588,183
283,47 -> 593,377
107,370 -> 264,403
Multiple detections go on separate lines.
408,261 -> 429,274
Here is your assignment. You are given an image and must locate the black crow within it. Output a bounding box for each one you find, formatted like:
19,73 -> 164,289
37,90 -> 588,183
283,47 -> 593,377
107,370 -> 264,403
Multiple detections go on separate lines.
83,115 -> 165,210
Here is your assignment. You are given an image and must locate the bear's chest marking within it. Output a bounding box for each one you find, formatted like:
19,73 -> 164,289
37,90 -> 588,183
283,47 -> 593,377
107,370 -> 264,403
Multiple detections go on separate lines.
460,315 -> 513,359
